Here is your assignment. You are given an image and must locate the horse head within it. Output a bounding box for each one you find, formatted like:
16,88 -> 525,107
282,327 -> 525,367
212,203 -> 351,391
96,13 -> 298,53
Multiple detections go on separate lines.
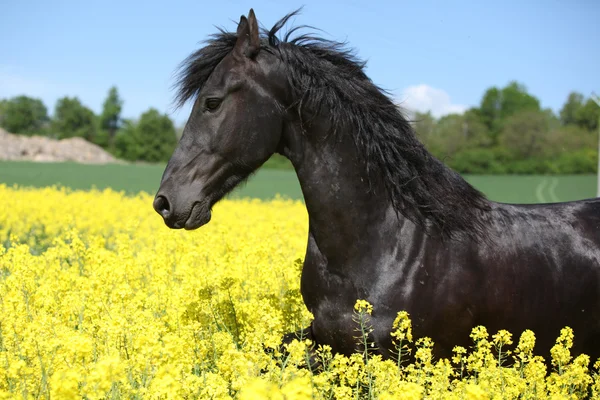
153,9 -> 287,229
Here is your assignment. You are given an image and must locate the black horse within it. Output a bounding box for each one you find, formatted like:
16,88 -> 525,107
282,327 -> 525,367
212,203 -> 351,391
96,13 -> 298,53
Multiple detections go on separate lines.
153,9 -> 600,365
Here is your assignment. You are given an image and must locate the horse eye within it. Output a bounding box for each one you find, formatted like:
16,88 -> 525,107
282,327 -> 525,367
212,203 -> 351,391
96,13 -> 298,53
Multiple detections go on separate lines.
205,98 -> 222,111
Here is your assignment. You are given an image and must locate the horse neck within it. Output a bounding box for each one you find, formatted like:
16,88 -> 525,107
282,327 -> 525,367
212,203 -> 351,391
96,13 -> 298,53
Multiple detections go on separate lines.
280,118 -> 415,262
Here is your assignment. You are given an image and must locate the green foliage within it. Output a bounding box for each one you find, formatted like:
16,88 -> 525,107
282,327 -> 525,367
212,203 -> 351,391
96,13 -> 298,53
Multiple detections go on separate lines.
479,87 -> 501,135
51,96 -> 98,141
445,148 -> 504,174
478,81 -> 541,142
412,111 -> 436,145
560,92 -> 585,126
99,86 -> 123,148
500,109 -> 552,158
0,99 -> 6,122
413,83 -> 598,175
543,125 -> 596,158
499,81 -> 541,118
113,119 -> 138,160
114,108 -> 178,162
0,80 -> 597,172
426,111 -> 491,158
559,92 -> 599,132
0,95 -> 49,135
575,99 -> 600,132
550,149 -> 597,174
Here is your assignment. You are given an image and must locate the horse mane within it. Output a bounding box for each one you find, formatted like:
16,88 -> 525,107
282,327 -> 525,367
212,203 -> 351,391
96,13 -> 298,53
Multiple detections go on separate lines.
173,9 -> 492,241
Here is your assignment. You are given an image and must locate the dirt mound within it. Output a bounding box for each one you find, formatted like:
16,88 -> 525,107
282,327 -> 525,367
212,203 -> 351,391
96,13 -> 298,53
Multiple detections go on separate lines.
0,128 -> 120,164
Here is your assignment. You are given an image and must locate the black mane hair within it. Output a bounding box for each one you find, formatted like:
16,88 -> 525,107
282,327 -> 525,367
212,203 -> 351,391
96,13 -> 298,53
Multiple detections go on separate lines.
173,9 -> 492,241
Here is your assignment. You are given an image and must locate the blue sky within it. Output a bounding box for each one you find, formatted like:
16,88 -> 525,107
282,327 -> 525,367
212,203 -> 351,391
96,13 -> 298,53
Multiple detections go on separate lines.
1,0 -> 598,125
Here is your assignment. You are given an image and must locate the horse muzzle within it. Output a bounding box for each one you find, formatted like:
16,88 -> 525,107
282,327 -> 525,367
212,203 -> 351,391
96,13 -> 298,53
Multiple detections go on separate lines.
153,194 -> 212,230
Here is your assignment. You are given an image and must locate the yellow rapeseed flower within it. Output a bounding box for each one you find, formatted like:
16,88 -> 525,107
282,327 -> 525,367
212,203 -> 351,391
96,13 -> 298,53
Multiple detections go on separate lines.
0,184 -> 598,399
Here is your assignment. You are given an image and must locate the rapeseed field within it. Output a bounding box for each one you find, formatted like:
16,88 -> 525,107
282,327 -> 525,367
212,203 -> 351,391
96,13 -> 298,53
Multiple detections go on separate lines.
0,185 -> 598,399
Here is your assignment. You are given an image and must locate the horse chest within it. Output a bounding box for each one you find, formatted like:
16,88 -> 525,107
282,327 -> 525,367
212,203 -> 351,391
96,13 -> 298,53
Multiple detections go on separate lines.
299,233 -> 422,355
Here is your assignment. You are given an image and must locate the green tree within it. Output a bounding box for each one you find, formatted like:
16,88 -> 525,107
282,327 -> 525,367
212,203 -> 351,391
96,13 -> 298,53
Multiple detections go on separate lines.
462,108 -> 492,146
0,99 -> 6,119
479,86 -> 502,135
114,119 -> 139,160
478,81 -> 540,142
99,86 -> 123,148
411,111 -> 436,148
418,110 -> 491,160
575,98 -> 600,132
0,95 -> 49,135
51,97 -> 97,141
499,109 -> 551,158
136,108 -> 178,162
114,108 -> 177,162
559,91 -> 584,126
499,81 -> 540,118
544,124 -> 595,158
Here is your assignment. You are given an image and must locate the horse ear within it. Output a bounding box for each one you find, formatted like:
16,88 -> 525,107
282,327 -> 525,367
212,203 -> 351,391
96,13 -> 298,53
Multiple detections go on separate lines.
247,9 -> 260,55
236,14 -> 249,37
234,9 -> 260,58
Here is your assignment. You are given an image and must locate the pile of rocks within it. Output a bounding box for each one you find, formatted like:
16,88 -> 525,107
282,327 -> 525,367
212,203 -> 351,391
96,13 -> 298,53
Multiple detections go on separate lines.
0,128 -> 119,164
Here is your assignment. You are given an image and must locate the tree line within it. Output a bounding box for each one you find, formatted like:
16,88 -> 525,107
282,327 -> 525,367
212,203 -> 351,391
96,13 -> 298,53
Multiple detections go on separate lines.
0,81 -> 598,173
0,87 -> 178,163
411,81 -> 599,174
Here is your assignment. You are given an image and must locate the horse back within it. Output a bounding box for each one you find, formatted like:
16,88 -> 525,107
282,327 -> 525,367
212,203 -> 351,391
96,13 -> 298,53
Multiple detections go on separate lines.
476,198 -> 600,361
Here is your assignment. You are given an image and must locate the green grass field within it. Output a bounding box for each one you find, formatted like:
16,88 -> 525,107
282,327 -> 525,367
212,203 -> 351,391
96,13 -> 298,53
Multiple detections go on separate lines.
0,160 -> 595,203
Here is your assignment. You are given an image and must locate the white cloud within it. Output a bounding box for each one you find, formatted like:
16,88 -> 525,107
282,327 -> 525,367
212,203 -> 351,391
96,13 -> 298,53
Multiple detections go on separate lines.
395,84 -> 468,119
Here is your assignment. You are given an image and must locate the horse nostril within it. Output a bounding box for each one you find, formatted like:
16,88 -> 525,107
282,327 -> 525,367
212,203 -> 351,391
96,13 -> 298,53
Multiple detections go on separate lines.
153,195 -> 171,218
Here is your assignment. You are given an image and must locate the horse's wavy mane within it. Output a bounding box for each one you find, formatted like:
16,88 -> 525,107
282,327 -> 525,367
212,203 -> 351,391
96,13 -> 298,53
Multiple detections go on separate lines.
173,9 -> 491,241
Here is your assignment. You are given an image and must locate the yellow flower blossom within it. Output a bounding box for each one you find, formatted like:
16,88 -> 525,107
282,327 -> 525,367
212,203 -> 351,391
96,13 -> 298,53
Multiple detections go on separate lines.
354,299 -> 374,315
391,310 -> 413,343
0,185 -> 598,398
